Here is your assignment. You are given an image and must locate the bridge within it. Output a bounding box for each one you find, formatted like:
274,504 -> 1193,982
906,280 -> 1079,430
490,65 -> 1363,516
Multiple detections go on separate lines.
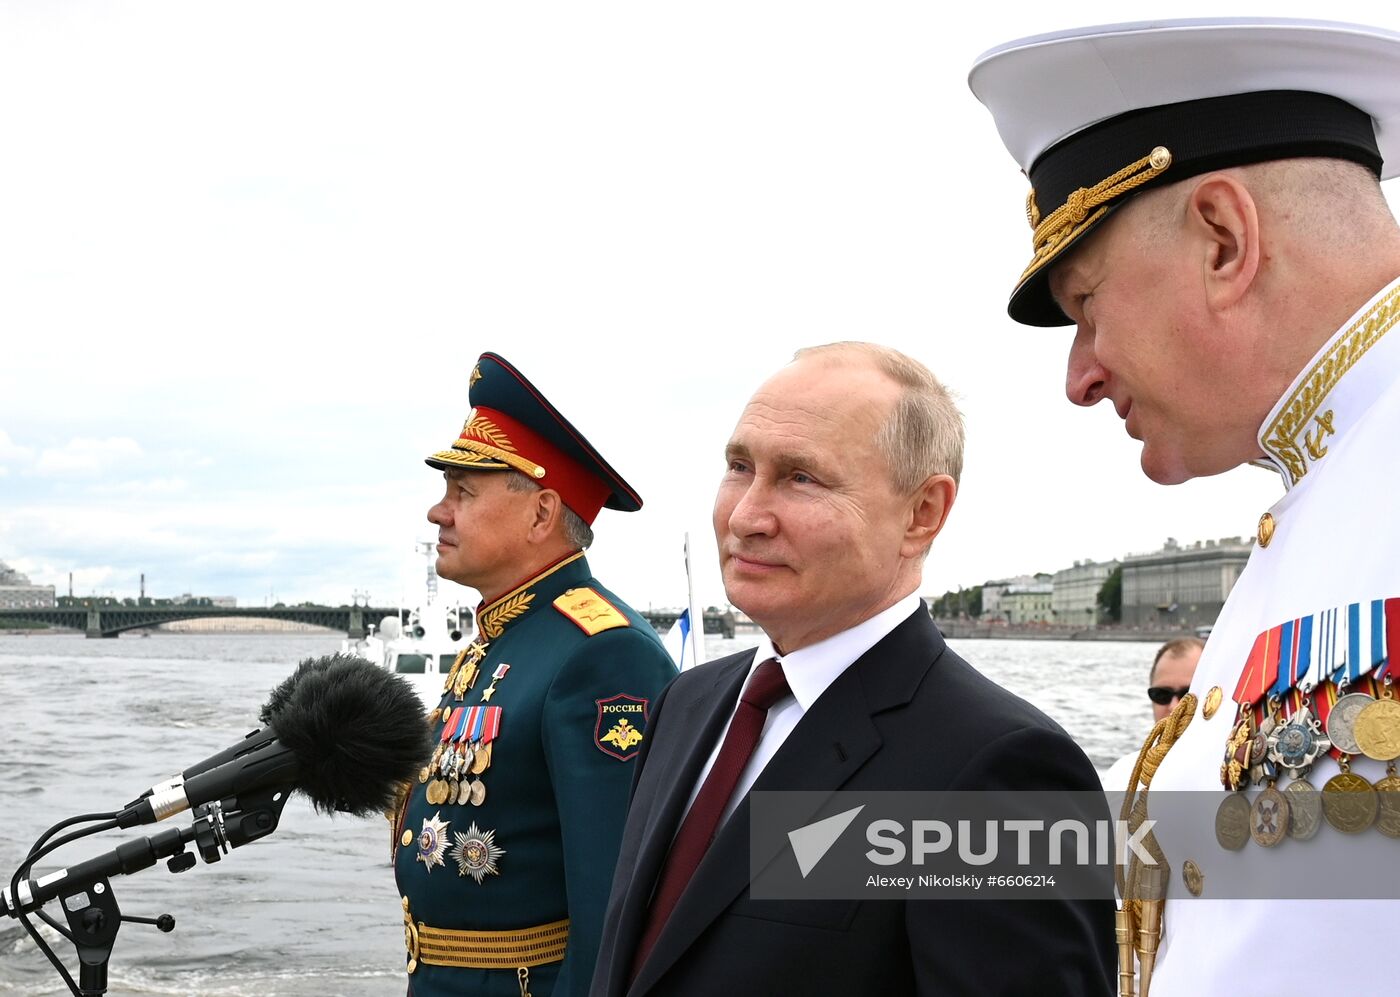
0,605 -> 403,639
1,604 -> 737,640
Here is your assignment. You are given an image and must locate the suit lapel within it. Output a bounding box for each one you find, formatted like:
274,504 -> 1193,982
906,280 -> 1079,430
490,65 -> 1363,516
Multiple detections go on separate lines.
631,609 -> 945,995
610,651 -> 753,994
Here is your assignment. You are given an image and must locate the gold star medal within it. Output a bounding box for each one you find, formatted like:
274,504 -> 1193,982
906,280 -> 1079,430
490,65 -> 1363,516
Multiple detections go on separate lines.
415,812 -> 451,872
481,663 -> 511,702
450,822 -> 505,883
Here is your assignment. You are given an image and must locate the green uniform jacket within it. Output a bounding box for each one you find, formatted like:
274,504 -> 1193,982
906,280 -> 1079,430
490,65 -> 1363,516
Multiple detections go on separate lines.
395,551 -> 676,997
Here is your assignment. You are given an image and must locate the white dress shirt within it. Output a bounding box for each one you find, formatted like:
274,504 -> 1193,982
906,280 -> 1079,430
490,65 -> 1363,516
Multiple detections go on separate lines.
682,593 -> 923,827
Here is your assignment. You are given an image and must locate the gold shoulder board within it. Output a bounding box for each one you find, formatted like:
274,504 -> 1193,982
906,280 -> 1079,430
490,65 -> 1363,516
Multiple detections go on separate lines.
553,587 -> 631,636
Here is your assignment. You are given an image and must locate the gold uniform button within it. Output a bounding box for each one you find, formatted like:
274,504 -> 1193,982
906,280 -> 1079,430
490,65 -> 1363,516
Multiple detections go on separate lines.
401,830 -> 414,848
1257,512 -> 1276,547
1203,686 -> 1223,720
1183,859 -> 1204,897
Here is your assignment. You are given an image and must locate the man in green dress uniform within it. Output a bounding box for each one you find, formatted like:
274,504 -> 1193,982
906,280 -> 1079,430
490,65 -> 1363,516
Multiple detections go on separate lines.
394,352 -> 677,997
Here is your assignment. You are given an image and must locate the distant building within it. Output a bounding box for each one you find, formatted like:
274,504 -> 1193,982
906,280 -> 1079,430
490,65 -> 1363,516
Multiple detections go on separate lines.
173,594 -> 237,607
1000,583 -> 1054,625
0,560 -> 56,609
1052,558 -> 1119,629
1121,537 -> 1252,630
981,575 -> 1038,623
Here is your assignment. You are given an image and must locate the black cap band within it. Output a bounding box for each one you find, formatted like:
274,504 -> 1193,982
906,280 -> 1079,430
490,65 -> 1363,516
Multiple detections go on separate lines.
1030,90 -> 1381,212
1013,90 -> 1382,326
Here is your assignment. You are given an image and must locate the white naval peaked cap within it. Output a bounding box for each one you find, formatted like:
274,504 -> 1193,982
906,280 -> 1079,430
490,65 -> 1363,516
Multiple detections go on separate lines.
967,18 -> 1400,327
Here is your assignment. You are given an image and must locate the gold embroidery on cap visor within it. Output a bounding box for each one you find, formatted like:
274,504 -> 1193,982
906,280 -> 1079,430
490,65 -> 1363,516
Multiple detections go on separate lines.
1015,146 -> 1174,299
430,412 -> 548,480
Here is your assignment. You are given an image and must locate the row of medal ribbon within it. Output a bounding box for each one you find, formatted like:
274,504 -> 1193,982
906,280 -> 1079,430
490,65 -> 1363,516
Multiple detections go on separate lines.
1217,599 -> 1400,848
420,704 -> 502,807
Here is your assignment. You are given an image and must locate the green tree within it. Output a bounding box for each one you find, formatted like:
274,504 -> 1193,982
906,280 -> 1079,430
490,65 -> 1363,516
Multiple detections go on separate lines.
1097,565 -> 1123,622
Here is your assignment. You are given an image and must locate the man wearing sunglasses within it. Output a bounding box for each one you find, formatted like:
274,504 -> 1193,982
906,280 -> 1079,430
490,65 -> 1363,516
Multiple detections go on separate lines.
1147,638 -> 1203,723
1101,638 -> 1203,792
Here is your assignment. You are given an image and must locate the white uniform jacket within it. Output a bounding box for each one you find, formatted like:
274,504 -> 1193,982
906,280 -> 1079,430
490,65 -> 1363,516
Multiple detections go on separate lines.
1148,276 -> 1400,994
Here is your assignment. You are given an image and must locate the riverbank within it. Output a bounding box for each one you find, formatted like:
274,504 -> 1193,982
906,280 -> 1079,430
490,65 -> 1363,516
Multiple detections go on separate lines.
933,621 -> 1196,642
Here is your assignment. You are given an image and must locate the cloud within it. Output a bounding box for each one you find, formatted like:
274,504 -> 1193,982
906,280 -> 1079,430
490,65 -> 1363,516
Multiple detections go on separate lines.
90,476 -> 189,497
0,429 -> 33,465
33,437 -> 144,476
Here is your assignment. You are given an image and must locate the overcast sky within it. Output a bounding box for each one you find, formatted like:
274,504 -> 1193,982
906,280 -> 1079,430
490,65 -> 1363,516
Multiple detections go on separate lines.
3,1 -> 1397,614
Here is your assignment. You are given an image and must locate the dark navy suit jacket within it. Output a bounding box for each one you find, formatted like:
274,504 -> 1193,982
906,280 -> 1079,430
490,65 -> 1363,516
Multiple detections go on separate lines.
590,608 -> 1115,997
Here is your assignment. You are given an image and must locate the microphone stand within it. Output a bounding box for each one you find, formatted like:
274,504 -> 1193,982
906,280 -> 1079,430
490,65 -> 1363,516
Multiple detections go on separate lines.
10,786 -> 291,996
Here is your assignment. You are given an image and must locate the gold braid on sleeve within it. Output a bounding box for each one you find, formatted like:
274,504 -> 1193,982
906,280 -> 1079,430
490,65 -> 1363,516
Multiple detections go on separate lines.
1115,693 -> 1195,997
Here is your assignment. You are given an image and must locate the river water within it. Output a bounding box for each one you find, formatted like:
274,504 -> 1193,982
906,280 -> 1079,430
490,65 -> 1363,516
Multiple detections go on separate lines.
0,630 -> 1155,996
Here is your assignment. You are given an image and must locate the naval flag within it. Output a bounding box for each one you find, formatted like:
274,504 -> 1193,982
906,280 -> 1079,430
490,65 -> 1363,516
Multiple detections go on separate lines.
662,609 -> 693,670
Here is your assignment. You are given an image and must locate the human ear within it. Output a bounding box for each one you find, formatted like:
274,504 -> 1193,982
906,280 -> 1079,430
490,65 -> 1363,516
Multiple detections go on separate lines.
527,488 -> 563,543
903,474 -> 957,558
1187,175 -> 1260,311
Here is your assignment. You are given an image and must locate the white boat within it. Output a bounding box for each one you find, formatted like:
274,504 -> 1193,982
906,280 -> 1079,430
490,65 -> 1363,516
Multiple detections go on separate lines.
342,542 -> 474,704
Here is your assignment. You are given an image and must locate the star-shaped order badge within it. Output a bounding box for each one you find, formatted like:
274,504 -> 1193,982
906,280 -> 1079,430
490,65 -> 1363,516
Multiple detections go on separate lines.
450,822 -> 505,883
416,811 -> 451,873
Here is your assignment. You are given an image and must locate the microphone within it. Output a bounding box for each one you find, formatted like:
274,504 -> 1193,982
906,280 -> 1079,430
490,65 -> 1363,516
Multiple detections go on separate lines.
3,824 -> 190,918
117,654 -> 431,828
130,657 -> 339,803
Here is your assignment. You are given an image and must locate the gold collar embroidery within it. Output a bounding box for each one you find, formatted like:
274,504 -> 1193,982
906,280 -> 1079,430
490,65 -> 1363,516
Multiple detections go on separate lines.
1257,285 -> 1400,488
477,550 -> 585,640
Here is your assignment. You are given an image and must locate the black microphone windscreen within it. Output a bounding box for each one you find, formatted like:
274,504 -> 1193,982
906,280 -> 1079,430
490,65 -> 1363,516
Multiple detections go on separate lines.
268,654 -> 432,816
258,655 -> 336,725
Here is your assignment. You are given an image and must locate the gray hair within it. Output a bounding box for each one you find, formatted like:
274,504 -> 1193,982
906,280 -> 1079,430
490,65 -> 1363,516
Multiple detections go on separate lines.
504,471 -> 595,550
793,341 -> 965,490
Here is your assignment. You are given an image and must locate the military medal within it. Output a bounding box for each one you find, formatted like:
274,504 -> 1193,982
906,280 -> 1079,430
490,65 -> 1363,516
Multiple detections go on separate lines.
470,778 -> 487,806
1221,626 -> 1282,790
1220,713 -> 1255,791
456,779 -> 472,806
480,663 -> 511,702
1285,779 -> 1323,840
1375,763 -> 1400,838
449,821 -> 504,883
1248,713 -> 1277,786
1322,766 -> 1377,834
1267,701 -> 1331,777
474,707 -> 502,775
1353,694 -> 1400,762
1214,793 -> 1251,851
1326,691 -> 1376,756
453,641 -> 486,700
415,812 -> 451,872
1249,785 -> 1289,847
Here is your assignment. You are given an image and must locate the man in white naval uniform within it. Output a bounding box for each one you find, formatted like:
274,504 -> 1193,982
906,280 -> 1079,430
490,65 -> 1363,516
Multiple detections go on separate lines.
970,18 -> 1400,996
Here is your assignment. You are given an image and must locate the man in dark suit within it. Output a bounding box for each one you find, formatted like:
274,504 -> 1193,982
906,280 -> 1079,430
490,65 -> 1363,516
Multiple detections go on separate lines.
591,342 -> 1114,996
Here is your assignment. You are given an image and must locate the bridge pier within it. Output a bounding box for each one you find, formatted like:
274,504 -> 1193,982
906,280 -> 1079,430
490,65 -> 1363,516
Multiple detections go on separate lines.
347,607 -> 367,640
85,609 -> 115,638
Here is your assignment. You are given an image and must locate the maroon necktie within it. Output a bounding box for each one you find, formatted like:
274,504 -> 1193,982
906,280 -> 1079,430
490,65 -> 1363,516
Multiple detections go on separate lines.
631,657 -> 791,979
